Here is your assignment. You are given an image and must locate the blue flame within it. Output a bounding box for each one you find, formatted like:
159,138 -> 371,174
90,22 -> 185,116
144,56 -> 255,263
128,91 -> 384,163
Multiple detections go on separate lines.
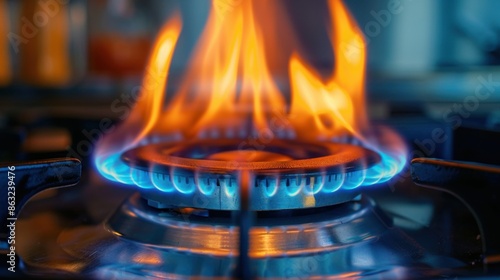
94,131 -> 407,200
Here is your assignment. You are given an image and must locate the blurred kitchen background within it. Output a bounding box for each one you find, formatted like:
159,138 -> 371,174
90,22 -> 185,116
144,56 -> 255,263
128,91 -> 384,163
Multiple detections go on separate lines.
0,0 -> 499,164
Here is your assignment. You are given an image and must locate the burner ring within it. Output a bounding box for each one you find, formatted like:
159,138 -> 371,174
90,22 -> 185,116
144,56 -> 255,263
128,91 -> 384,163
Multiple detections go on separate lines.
122,139 -> 380,174
121,139 -> 381,211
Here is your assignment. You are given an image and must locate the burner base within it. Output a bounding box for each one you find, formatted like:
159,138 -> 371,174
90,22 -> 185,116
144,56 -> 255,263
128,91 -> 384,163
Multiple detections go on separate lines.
17,191 -> 466,279
106,193 -> 397,258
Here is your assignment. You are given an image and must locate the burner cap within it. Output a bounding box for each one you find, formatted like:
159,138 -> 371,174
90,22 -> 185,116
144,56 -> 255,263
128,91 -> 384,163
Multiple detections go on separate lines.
121,139 -> 381,210
122,139 -> 379,174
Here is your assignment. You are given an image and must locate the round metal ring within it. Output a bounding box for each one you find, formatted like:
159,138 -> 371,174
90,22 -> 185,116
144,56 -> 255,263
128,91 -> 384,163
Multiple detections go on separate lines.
121,139 -> 381,210
122,139 -> 380,174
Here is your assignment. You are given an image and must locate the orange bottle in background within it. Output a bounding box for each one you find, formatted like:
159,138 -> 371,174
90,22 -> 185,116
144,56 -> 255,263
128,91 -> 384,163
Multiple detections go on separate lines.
87,0 -> 152,79
18,0 -> 71,87
0,0 -> 12,86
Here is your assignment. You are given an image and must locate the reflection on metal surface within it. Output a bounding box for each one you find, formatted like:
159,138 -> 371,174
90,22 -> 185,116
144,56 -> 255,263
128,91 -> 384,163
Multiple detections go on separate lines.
17,193 -> 449,279
106,194 -> 390,258
0,158 -> 81,244
13,183 -> 481,279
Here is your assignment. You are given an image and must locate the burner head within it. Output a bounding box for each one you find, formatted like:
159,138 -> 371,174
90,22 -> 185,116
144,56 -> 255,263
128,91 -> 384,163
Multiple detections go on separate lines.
121,138 -> 381,210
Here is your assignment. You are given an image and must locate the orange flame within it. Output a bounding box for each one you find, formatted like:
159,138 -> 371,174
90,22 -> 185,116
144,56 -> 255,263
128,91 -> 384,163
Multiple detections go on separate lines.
290,0 -> 367,141
97,0 -> 373,162
163,0 -> 368,141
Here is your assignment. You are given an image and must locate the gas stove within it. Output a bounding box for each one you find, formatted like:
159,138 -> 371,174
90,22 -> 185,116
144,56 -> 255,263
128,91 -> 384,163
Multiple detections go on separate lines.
2,0 -> 500,279
1,123 -> 500,279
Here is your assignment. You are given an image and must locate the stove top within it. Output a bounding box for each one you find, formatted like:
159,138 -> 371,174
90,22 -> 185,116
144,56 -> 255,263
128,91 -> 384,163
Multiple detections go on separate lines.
1,119 -> 500,279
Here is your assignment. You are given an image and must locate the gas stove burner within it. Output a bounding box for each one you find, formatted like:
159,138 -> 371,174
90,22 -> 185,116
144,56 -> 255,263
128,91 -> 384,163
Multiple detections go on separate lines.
121,138 -> 381,210
106,193 -> 393,258
43,193 -> 429,279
